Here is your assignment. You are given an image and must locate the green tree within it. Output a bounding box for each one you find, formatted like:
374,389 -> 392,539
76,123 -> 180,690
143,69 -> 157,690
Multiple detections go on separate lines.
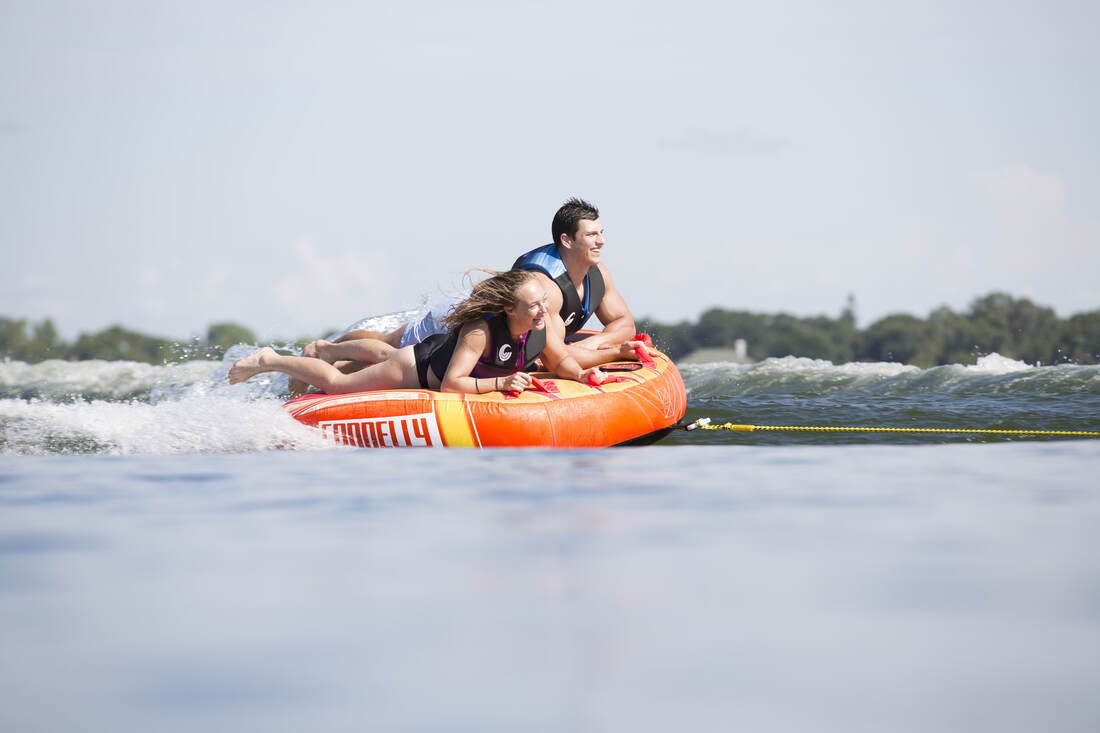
204,322 -> 257,358
759,314 -> 836,360
828,294 -> 859,364
70,325 -> 173,363
638,317 -> 698,360
0,317 -> 29,359
914,306 -> 973,365
0,317 -> 70,362
860,314 -> 925,364
206,322 -> 256,348
1059,311 -> 1100,363
692,309 -> 770,357
25,319 -> 65,361
965,292 -> 1060,364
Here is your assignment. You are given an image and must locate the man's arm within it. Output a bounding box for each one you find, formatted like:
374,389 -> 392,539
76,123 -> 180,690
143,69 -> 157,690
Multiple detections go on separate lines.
539,311 -> 605,384
566,339 -> 650,369
580,263 -> 635,349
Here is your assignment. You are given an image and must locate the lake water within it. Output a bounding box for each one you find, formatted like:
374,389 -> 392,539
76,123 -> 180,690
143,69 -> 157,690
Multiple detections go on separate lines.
2,352 -> 1099,731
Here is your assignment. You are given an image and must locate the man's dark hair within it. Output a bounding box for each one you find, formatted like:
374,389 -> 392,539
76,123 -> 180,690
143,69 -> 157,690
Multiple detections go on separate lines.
552,198 -> 599,246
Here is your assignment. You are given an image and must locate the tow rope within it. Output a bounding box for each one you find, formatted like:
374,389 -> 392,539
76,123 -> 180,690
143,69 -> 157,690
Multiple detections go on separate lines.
682,418 -> 1100,438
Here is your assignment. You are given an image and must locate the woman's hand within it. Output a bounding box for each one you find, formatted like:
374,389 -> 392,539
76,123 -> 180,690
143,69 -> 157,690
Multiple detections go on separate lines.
499,372 -> 533,393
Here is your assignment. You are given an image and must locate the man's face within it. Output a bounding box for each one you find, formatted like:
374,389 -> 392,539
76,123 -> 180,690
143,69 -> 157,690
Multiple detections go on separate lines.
565,218 -> 604,266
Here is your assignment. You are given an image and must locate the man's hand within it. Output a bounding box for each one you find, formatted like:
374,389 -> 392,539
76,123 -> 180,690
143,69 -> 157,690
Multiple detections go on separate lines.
597,339 -> 651,361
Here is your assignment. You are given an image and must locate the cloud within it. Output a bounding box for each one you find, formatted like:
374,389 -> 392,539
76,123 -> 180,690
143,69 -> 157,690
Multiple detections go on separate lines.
272,236 -> 397,336
137,266 -> 169,319
0,273 -> 78,330
139,266 -> 161,289
658,127 -> 793,157
974,165 -> 1099,312
978,165 -> 1066,232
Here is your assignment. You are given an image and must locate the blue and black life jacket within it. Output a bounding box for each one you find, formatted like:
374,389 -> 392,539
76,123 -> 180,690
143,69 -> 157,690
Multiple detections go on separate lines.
512,243 -> 605,336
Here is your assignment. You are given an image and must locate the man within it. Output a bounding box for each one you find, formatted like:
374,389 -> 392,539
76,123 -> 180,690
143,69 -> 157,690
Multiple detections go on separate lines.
511,197 -> 636,368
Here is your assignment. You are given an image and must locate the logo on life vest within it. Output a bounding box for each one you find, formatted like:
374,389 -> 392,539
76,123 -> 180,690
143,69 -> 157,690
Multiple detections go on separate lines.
564,312 -> 576,327
497,344 -> 513,362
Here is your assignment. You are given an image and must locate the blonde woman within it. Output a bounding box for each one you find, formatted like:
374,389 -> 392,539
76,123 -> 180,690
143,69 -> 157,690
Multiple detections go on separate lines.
228,270 -> 606,395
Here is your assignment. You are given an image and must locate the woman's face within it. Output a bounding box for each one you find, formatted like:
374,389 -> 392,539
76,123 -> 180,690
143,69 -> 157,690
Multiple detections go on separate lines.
506,279 -> 551,331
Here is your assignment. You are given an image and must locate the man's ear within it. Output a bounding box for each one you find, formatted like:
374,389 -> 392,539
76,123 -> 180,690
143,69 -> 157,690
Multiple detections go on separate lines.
558,232 -> 573,250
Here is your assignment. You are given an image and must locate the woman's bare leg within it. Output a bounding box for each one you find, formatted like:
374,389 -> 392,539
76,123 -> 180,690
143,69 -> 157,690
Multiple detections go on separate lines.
286,324 -> 407,397
288,337 -> 399,396
311,338 -> 396,365
288,342 -> 323,397
288,360 -> 372,397
230,346 -> 416,394
337,324 -> 406,348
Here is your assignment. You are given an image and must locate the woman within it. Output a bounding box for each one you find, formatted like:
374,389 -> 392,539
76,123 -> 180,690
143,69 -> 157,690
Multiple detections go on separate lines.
228,270 -> 606,395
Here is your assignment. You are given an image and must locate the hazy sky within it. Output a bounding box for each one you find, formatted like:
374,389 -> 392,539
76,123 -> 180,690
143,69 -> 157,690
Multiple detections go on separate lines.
2,0 -> 1097,339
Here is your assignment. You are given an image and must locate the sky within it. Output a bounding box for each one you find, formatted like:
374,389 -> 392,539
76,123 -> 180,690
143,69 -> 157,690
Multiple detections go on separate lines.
2,0 -> 1097,340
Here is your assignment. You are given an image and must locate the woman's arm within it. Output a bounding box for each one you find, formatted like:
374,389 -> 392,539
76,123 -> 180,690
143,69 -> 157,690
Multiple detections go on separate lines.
439,322 -> 533,394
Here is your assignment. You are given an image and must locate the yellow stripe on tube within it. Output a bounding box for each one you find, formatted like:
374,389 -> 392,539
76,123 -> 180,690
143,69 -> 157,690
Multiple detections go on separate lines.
433,396 -> 479,447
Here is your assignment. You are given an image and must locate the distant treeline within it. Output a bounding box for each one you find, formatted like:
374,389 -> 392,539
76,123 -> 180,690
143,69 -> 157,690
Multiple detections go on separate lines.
640,292 -> 1098,366
3,292 -> 1098,366
0,320 -> 262,365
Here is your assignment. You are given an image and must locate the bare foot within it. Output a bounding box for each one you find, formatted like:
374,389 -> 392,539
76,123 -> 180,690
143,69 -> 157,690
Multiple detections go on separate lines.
305,339 -> 340,363
228,346 -> 277,384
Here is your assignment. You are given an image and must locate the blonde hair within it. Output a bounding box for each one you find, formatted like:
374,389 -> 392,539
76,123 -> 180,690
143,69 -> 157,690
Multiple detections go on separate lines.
441,269 -> 537,331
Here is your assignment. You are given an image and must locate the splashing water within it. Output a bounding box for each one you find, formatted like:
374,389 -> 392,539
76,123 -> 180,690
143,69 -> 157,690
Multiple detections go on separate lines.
3,346 -> 1098,455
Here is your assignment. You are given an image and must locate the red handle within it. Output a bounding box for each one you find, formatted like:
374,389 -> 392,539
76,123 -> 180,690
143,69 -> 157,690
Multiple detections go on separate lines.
585,372 -> 634,387
504,376 -> 559,398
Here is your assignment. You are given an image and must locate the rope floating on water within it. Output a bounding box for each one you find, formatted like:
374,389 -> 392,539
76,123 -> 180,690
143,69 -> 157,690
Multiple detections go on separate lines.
684,418 -> 1100,437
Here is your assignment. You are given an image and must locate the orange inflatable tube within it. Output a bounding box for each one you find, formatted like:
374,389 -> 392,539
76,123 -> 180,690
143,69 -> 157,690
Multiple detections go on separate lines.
282,339 -> 686,448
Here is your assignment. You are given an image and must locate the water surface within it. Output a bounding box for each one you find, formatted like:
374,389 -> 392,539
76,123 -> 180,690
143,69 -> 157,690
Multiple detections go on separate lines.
2,353 -> 1098,731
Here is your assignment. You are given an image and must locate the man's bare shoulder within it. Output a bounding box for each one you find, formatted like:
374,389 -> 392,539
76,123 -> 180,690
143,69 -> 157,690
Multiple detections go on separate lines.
596,261 -> 618,288
529,270 -> 564,306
